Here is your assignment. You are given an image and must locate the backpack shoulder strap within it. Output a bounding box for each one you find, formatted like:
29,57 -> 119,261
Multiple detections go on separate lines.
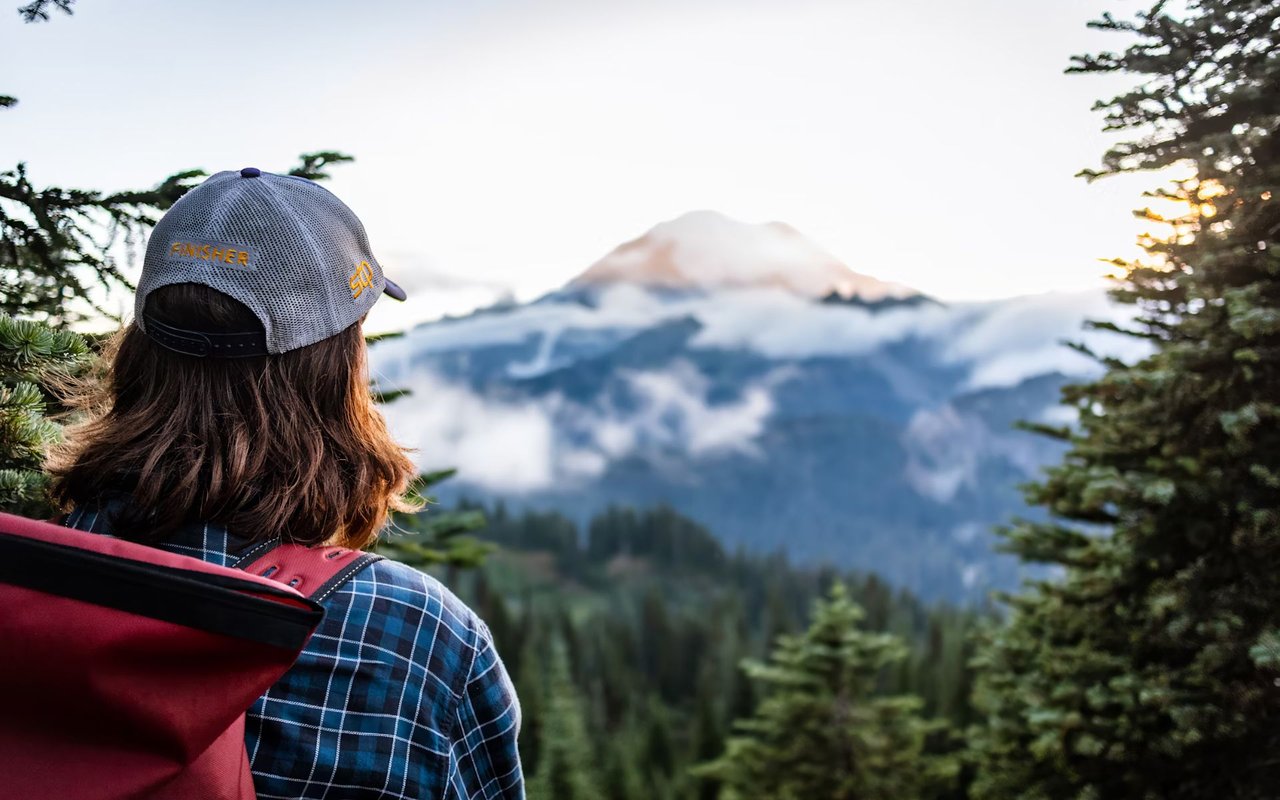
235,542 -> 383,603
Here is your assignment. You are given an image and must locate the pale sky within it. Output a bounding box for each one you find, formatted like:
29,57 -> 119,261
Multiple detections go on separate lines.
2,0 -> 1158,332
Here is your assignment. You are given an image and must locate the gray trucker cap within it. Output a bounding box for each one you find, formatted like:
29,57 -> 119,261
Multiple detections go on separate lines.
135,167 -> 405,356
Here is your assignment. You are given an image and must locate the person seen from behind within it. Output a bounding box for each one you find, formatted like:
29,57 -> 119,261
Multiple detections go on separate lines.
47,167 -> 525,800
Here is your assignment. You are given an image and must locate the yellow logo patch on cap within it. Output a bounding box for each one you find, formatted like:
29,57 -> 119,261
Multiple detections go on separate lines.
350,260 -> 374,299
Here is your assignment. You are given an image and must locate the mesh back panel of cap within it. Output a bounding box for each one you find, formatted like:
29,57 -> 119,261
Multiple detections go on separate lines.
136,170 -> 386,354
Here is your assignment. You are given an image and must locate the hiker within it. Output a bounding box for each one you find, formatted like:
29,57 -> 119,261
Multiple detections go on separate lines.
45,168 -> 525,799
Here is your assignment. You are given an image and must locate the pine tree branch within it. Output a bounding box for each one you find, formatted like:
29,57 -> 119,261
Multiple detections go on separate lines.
17,0 -> 73,23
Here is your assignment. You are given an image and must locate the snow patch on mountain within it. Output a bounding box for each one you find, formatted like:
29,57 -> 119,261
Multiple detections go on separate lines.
572,210 -> 917,300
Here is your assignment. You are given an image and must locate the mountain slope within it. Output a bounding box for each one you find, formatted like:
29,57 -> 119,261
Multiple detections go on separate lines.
371,215 -> 1143,601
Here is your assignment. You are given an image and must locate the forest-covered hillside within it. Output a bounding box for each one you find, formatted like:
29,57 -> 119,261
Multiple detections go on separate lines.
406,502 -> 983,799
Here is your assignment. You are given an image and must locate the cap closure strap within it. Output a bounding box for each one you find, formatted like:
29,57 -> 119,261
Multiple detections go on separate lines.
142,314 -> 269,358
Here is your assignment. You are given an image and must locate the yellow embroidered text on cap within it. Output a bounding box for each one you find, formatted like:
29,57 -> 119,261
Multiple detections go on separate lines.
169,241 -> 250,267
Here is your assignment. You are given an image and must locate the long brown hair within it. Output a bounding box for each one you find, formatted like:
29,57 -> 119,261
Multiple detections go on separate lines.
48,283 -> 419,548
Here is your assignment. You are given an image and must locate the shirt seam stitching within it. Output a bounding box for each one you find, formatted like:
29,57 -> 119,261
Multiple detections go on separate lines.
440,616 -> 484,795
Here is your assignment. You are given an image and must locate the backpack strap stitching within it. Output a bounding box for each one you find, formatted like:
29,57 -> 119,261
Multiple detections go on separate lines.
230,536 -> 283,569
312,553 -> 384,603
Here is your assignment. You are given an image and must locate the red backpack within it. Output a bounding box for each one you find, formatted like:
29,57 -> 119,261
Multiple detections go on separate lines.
0,511 -> 381,800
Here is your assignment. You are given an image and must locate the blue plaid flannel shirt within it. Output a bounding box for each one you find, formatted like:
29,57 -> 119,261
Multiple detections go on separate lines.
65,506 -> 525,800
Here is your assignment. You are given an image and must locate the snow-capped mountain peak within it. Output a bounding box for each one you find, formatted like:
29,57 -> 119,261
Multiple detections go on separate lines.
570,210 -> 918,300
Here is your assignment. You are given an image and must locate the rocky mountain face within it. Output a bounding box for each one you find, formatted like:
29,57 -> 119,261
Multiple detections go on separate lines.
371,212 -> 1142,601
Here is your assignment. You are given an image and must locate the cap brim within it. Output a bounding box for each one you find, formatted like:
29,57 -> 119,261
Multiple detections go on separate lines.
383,277 -> 407,302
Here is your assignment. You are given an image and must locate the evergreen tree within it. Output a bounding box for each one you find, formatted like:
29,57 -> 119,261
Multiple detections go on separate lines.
598,731 -> 646,800
697,583 -> 953,800
377,468 -> 493,570
0,313 -> 87,515
971,1 -> 1280,798
526,639 -> 601,800
639,699 -> 677,793
689,675 -> 726,800
511,626 -> 545,776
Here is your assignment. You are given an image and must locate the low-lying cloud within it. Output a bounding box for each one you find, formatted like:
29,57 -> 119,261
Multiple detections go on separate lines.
938,290 -> 1151,389
377,358 -> 779,493
378,371 -> 559,492
902,402 -> 1064,503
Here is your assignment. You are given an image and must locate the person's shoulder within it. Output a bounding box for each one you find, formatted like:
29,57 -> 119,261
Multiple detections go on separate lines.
349,556 -> 485,635
339,556 -> 491,684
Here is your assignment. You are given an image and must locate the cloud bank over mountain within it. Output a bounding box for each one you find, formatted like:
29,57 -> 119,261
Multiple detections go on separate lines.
378,282 -> 1144,389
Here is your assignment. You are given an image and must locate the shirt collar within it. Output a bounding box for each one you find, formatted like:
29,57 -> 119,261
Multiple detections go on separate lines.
63,499 -> 265,569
